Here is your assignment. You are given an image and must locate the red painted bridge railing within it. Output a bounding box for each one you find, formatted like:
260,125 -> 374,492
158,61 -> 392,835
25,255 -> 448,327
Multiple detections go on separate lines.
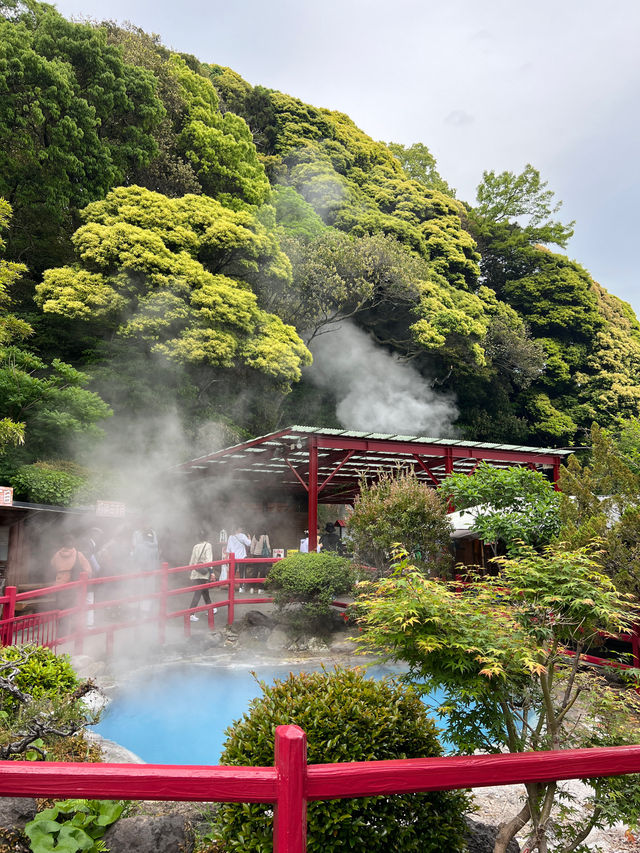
1,727 -> 640,852
1,557 -> 637,669
0,555 -> 283,654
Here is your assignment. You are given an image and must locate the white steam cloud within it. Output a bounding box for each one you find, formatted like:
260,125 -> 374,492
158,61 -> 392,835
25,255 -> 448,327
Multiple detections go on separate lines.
309,323 -> 458,437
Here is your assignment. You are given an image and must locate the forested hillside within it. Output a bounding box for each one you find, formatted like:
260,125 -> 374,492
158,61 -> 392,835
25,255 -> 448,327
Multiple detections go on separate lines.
2,1 -> 640,503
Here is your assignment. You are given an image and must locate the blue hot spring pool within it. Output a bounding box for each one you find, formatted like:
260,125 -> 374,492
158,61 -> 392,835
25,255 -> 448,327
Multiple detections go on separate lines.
94,663 -> 447,764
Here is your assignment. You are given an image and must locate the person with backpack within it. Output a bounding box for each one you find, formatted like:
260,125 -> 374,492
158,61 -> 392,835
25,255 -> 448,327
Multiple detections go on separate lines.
188,531 -> 216,622
51,534 -> 92,585
51,534 -> 92,633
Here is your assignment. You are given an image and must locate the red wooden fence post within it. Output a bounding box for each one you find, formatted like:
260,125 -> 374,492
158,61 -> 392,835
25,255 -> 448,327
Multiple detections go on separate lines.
228,554 -> 235,627
274,725 -> 307,853
74,573 -> 88,654
1,586 -> 16,646
159,562 -> 169,646
632,624 -> 640,669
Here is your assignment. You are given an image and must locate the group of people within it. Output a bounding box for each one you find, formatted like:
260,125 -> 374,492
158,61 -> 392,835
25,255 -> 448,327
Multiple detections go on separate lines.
187,526 -> 271,621
299,522 -> 343,553
48,517 -> 344,628
51,522 -> 161,585
51,522 -> 161,627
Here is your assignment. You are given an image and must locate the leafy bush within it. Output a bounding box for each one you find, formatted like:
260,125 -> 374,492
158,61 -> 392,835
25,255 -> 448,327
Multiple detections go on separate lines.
347,468 -> 454,575
212,667 -> 469,852
10,462 -> 88,506
0,646 -> 95,761
0,646 -> 78,716
25,799 -> 123,853
265,551 -> 355,633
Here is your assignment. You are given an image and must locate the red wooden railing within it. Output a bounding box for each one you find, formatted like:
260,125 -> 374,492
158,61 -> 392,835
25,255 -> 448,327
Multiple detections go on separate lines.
1,557 -> 638,670
0,555 -> 280,654
1,727 -> 640,852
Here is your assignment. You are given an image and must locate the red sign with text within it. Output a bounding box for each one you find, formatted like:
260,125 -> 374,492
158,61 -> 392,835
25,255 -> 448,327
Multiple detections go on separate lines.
0,487 -> 13,506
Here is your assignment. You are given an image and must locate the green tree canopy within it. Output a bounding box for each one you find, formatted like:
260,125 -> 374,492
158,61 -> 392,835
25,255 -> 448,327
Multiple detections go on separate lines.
35,186 -> 310,387
0,200 -> 111,492
443,462 -> 562,556
357,546 -> 640,852
0,2 -> 165,271
557,423 -> 640,596
388,141 -> 455,196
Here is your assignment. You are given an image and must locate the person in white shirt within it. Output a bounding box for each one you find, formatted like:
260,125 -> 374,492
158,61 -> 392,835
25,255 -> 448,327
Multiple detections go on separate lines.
224,526 -> 251,592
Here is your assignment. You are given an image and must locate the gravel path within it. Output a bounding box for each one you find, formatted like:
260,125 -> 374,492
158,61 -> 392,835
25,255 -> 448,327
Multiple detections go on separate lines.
473,781 -> 638,852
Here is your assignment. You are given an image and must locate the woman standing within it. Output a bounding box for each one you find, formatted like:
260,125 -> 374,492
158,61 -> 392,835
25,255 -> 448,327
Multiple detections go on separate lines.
188,531 -> 215,621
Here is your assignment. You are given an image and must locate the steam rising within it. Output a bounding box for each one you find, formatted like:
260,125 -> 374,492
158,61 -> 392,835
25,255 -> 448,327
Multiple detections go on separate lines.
309,323 -> 458,437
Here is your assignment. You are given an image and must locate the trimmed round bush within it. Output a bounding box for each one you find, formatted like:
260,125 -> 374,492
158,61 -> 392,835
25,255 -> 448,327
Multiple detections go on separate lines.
265,551 -> 355,634
213,667 -> 469,852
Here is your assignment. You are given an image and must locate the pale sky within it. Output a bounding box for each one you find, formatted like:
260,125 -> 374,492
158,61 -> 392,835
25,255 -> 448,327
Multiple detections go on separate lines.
53,0 -> 640,315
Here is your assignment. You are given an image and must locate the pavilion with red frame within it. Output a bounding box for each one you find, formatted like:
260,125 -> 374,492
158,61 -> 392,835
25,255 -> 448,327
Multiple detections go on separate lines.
176,426 -> 572,551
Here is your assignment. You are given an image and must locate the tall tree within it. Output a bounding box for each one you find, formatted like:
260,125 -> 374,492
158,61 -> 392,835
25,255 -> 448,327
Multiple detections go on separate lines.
0,3 -> 165,272
388,141 -> 455,196
36,186 -> 310,390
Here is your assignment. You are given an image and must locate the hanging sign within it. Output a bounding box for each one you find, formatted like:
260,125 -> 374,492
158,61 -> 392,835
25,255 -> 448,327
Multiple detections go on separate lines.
0,487 -> 13,506
96,500 -> 126,518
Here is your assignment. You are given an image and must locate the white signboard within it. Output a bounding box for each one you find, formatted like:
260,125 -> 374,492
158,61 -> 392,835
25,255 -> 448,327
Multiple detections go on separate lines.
96,500 -> 126,518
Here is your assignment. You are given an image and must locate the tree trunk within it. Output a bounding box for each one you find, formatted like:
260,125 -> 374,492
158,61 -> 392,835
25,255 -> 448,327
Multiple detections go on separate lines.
493,801 -> 531,853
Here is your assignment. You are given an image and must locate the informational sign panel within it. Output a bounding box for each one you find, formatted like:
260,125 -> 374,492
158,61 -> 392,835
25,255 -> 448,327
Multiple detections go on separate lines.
95,500 -> 126,518
0,487 -> 13,507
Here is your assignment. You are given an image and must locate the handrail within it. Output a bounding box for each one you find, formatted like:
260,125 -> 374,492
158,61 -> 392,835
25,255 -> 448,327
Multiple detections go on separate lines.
0,559 -> 637,668
1,728 -> 640,852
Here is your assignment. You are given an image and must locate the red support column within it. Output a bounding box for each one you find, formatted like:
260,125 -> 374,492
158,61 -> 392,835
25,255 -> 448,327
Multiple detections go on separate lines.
228,554 -> 236,627
1,587 -> 16,646
158,562 -> 169,646
274,725 -> 307,853
445,448 -> 454,477
553,458 -> 561,491
308,438 -> 318,553
632,624 -> 640,670
444,449 -> 455,512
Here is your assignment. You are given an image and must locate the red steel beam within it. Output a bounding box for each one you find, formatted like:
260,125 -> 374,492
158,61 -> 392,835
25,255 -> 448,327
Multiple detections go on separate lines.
412,454 -> 441,486
318,451 -> 354,493
175,428 -> 294,470
315,436 -> 564,467
284,458 -> 309,492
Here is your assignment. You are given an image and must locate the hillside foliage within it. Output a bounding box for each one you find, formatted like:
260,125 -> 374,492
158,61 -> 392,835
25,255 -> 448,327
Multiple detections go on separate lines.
1,2 -> 639,499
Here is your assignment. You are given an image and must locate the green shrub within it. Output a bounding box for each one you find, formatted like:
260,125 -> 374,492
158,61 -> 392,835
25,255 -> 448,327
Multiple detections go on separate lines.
265,552 -> 355,633
10,462 -> 87,506
0,646 -> 94,761
347,468 -> 454,576
0,645 -> 78,717
212,667 -> 469,852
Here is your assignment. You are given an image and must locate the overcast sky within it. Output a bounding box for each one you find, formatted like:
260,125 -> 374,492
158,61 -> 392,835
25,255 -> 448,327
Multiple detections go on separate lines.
54,0 -> 640,315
